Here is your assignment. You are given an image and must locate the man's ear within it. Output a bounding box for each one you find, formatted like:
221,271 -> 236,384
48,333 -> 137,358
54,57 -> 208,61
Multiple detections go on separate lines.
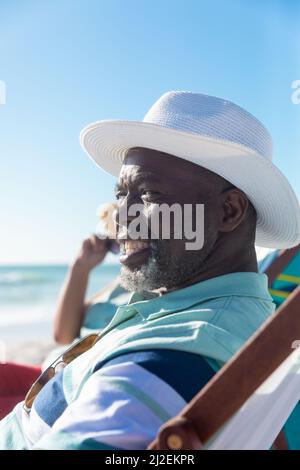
218,189 -> 249,233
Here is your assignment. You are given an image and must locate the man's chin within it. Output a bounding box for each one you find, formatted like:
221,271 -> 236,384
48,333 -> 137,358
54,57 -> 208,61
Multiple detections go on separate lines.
119,258 -> 160,292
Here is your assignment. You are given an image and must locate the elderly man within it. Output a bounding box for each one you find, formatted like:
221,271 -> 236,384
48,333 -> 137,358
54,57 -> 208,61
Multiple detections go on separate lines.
1,91 -> 299,450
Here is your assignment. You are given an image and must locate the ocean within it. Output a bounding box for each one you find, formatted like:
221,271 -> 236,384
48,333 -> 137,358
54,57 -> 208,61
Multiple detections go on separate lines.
0,247 -> 271,347
0,264 -> 120,344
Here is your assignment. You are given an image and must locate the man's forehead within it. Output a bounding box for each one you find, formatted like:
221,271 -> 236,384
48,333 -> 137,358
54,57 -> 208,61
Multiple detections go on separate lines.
122,148 -> 171,170
119,147 -> 202,181
118,166 -> 160,186
124,147 -> 189,167
118,148 -> 169,183
118,147 -> 229,189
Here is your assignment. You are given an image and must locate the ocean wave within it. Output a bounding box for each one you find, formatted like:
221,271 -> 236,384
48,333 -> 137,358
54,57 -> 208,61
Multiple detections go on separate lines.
0,271 -> 49,286
0,311 -> 50,327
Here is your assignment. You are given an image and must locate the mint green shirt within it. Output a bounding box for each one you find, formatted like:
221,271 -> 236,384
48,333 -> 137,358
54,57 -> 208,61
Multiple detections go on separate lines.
47,271 -> 275,407
89,271 -> 275,371
0,272 -> 275,450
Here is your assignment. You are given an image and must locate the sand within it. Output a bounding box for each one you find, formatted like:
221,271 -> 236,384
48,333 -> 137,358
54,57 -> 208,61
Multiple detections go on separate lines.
4,341 -> 56,365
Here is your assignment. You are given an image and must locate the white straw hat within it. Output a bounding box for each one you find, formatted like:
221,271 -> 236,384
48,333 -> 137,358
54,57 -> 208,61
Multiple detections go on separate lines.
80,91 -> 300,248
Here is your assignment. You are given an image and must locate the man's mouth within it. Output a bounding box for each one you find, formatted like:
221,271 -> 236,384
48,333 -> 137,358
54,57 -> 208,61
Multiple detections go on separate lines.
119,240 -> 150,268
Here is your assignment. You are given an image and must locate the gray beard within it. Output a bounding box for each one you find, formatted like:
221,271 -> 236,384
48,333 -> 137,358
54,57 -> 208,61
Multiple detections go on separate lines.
119,240 -> 205,292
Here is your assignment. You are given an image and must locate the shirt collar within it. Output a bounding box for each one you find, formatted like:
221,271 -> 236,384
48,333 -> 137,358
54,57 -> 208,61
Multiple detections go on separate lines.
111,272 -> 271,324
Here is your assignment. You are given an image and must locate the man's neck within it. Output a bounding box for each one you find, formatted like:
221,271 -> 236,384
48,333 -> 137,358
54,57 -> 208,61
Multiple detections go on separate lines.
158,243 -> 258,295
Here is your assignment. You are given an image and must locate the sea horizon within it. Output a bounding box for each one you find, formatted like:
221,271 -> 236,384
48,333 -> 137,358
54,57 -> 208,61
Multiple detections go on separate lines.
0,263 -> 120,344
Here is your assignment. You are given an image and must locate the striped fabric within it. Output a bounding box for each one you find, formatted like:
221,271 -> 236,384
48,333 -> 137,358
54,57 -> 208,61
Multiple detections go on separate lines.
35,351 -> 215,450
0,351 -> 215,450
0,273 -> 275,450
259,248 -> 300,449
260,250 -> 300,307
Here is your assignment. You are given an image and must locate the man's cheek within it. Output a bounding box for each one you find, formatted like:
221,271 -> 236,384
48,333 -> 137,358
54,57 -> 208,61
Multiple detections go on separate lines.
168,239 -> 186,256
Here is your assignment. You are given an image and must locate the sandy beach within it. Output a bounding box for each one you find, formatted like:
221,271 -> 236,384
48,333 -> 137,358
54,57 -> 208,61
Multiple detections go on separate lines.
0,264 -> 120,365
4,340 -> 56,365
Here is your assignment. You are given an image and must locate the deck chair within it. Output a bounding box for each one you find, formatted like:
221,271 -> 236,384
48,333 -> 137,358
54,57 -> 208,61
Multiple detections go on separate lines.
264,244 -> 300,297
260,244 -> 300,448
149,246 -> 300,450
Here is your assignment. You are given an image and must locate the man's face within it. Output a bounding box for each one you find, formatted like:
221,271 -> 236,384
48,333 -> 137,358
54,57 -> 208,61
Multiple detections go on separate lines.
115,147 -> 231,292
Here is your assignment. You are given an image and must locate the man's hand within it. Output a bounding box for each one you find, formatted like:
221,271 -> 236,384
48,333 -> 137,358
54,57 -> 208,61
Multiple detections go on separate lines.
74,235 -> 109,272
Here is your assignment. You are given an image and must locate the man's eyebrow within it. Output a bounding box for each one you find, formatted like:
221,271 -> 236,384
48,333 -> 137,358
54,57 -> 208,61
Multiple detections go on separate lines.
115,172 -> 159,192
134,172 -> 160,185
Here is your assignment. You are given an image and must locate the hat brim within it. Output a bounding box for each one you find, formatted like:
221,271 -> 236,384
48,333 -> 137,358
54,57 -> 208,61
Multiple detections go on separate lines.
80,120 -> 300,249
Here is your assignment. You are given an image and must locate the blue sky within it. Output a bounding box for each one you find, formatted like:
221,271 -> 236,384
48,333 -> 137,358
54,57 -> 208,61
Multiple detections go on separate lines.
0,0 -> 299,264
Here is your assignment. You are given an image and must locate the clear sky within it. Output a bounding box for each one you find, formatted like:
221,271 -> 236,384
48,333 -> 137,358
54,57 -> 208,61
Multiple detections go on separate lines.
0,0 -> 299,264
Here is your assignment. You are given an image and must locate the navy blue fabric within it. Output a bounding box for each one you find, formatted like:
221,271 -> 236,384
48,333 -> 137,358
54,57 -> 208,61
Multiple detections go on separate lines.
93,349 -> 216,402
32,350 -> 215,428
33,369 -> 68,427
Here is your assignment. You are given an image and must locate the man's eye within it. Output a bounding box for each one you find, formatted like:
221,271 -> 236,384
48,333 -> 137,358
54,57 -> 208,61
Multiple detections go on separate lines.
141,190 -> 161,198
115,191 -> 127,200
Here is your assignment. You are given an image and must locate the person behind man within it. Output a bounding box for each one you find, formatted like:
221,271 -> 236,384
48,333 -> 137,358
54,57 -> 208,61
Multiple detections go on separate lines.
1,91 -> 299,450
42,231 -> 130,370
0,206 -> 130,420
53,203 -> 130,345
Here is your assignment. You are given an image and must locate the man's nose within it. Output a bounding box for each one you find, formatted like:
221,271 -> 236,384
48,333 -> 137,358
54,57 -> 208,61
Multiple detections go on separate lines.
115,193 -> 141,229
